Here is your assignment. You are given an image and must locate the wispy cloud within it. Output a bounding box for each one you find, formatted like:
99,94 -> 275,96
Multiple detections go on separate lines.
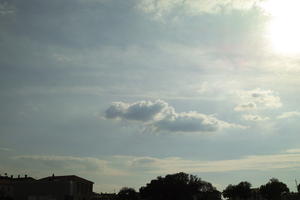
9,150 -> 300,178
277,111 -> 300,119
0,147 -> 13,152
136,0 -> 260,20
285,149 -> 300,153
235,102 -> 257,112
0,2 -> 16,16
242,114 -> 269,122
5,149 -> 300,192
118,151 -> 300,174
13,155 -> 127,176
105,100 -> 245,133
235,88 -> 282,111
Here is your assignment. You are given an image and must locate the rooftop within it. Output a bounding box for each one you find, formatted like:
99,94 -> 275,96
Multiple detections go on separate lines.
38,175 -> 94,184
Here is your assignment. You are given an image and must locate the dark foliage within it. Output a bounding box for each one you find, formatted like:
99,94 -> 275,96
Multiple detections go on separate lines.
117,187 -> 139,200
223,181 -> 252,200
139,172 -> 221,200
259,178 -> 289,200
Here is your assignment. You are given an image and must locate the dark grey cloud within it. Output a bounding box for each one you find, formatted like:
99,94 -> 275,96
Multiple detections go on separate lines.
154,112 -> 223,132
137,0 -> 261,19
0,1 -> 16,16
3,0 -> 158,48
1,0 -> 267,50
105,100 -> 244,133
105,100 -> 170,121
0,0 -> 269,93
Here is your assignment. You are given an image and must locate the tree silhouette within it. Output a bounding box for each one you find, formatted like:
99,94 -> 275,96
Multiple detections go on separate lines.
297,183 -> 300,193
259,178 -> 289,200
236,182 -> 252,199
222,184 -> 237,200
117,187 -> 139,200
139,172 -> 221,200
222,181 -> 252,200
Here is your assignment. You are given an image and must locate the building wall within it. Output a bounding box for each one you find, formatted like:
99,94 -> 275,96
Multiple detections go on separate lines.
12,178 -> 93,200
0,183 -> 14,198
73,180 -> 93,200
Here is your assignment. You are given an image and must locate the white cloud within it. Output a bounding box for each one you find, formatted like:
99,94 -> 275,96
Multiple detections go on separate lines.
119,151 -> 300,174
235,88 -> 282,111
285,148 -> 300,153
277,111 -> 300,119
234,102 -> 257,111
0,147 -> 13,152
242,114 -> 269,121
1,154 -> 130,193
105,100 -> 244,133
13,155 -> 126,176
5,150 -> 300,191
153,111 -> 243,132
136,0 -> 260,20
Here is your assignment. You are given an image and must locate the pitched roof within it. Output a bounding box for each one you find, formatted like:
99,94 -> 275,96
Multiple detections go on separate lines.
38,175 -> 94,184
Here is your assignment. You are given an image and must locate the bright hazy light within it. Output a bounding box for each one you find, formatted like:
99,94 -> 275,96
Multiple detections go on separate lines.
261,0 -> 300,55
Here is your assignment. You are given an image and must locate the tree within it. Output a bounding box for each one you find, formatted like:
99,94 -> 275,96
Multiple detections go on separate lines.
117,187 -> 139,200
236,182 -> 252,199
297,183 -> 300,193
222,181 -> 252,200
223,184 -> 237,200
139,172 -> 221,200
259,178 -> 289,200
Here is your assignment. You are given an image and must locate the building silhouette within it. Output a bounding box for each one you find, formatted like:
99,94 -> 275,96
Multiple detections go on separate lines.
0,174 -> 93,200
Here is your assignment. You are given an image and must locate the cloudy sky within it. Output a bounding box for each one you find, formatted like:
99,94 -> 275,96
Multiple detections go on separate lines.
1,0 -> 300,193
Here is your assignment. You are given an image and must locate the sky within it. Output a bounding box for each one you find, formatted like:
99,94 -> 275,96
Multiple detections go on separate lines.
1,0 -> 300,193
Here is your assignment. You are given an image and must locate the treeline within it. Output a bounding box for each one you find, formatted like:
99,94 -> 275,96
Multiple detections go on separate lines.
94,172 -> 300,200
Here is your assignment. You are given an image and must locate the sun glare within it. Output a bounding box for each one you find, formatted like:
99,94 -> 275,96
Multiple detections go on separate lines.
261,0 -> 300,55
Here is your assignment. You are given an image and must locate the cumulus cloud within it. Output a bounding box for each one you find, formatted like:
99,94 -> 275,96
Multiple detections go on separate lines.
153,112 -> 241,132
277,111 -> 300,119
136,0 -> 260,20
105,100 -> 172,121
242,114 -> 269,122
105,100 -> 244,133
235,88 -> 282,111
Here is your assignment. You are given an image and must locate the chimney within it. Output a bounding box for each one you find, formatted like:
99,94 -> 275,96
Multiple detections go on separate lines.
25,174 -> 27,178
18,175 -> 20,178
11,175 -> 13,179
